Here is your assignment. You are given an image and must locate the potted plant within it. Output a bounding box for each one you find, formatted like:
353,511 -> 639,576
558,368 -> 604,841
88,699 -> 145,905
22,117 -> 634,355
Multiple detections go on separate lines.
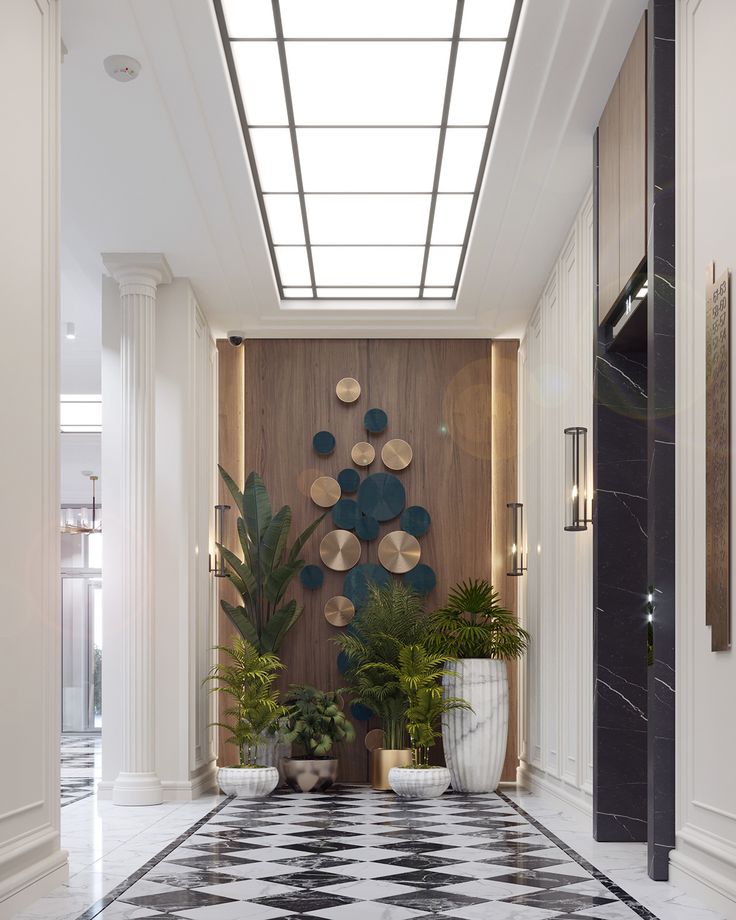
333,581 -> 426,789
281,685 -> 355,792
206,637 -> 286,798
367,644 -> 469,799
427,579 -> 530,793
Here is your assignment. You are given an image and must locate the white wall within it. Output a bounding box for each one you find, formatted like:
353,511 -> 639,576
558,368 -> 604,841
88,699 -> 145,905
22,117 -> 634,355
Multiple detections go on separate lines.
518,190 -> 595,813
671,1 -> 736,914
101,277 -> 217,798
0,1 -> 67,916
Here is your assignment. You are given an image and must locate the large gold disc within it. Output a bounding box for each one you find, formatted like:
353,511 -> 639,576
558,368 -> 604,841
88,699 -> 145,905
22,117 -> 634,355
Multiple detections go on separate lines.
378,530 -> 421,574
324,595 -> 356,626
351,441 -> 375,466
381,438 -> 413,470
364,728 -> 385,752
320,529 -> 362,571
310,476 -> 341,508
336,377 -> 361,403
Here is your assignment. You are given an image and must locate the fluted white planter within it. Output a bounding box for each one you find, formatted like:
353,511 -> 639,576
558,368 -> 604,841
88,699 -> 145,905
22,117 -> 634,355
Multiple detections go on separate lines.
389,766 -> 451,799
218,766 -> 279,798
442,659 -> 508,793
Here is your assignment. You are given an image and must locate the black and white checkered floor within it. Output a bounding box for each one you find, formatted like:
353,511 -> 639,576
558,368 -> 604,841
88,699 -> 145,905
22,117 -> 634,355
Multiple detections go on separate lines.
61,733 -> 100,807
80,787 -> 655,920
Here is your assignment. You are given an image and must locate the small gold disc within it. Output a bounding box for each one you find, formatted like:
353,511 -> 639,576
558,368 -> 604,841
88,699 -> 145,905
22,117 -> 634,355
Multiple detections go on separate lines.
320,529 -> 362,571
381,438 -> 413,471
336,377 -> 361,403
351,441 -> 375,466
310,476 -> 341,508
365,728 -> 385,752
324,595 -> 356,626
378,530 -> 421,574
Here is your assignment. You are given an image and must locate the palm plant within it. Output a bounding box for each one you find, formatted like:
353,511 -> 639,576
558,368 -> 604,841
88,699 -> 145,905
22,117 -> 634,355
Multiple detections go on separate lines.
206,637 -> 286,767
427,578 -> 530,660
332,581 -> 427,749
218,466 -> 325,653
283,685 -> 355,758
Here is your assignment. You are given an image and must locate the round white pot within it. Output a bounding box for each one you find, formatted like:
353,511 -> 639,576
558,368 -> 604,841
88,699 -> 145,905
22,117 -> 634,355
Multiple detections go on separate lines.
442,658 -> 508,793
253,734 -> 291,785
388,766 -> 451,799
218,766 -> 279,798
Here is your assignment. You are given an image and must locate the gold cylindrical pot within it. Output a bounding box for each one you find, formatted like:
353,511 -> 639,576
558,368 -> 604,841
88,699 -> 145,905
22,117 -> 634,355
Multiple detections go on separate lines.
371,748 -> 413,790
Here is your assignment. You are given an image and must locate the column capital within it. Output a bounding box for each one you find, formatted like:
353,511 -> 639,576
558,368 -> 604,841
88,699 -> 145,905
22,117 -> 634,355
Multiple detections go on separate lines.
102,252 -> 172,289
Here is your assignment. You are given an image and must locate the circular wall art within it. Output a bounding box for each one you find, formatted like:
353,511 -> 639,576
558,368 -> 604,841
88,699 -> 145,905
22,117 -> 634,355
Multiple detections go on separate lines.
355,512 -> 379,541
332,498 -> 358,530
403,563 -> 437,595
378,530 -> 421,574
324,595 -> 355,627
381,438 -> 413,471
337,468 -> 360,493
337,650 -> 350,675
319,529 -> 361,571
336,377 -> 361,403
351,702 -> 374,722
300,564 -> 324,590
310,476 -> 341,508
364,728 -> 385,752
400,505 -> 431,537
343,563 -> 391,609
351,441 -> 375,466
312,430 -> 336,455
364,408 -> 388,434
357,472 -> 406,522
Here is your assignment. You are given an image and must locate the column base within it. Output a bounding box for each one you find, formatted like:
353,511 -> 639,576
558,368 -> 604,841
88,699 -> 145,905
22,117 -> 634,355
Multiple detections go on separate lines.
112,772 -> 164,806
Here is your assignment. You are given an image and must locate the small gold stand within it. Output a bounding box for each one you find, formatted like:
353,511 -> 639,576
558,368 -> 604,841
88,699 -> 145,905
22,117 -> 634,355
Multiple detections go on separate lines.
370,748 -> 413,790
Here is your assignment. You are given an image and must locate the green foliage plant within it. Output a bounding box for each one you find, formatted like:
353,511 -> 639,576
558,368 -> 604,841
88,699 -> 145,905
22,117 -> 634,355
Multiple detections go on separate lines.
218,467 -> 326,653
283,685 -> 356,759
206,637 -> 286,767
332,581 -> 427,750
427,579 -> 530,660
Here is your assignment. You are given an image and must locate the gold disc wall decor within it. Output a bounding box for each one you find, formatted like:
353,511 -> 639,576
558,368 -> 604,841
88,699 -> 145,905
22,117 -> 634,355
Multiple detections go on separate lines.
351,441 -> 375,466
381,438 -> 413,470
336,377 -> 361,403
320,529 -> 361,571
310,476 -> 341,508
364,728 -> 385,752
378,530 -> 421,574
324,595 -> 355,626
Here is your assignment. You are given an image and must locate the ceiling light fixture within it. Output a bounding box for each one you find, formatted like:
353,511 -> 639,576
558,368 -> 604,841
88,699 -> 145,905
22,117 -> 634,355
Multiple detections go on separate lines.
60,473 -> 102,535
103,54 -> 141,82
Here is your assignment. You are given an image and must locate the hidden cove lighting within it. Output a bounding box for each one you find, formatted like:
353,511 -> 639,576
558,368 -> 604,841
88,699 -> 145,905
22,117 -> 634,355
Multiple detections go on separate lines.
214,0 -> 521,300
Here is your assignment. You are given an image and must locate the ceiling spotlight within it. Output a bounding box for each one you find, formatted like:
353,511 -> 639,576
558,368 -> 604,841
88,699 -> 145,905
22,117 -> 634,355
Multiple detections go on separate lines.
65,322 -> 76,340
103,54 -> 141,82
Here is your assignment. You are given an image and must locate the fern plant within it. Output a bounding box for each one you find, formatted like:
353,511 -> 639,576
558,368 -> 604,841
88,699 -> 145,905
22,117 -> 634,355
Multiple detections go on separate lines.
283,685 -> 355,758
218,467 -> 325,653
427,579 -> 530,660
332,581 -> 427,749
206,637 -> 286,767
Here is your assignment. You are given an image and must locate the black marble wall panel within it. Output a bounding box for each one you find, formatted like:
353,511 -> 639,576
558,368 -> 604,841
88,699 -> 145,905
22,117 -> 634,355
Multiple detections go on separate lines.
646,0 -> 676,881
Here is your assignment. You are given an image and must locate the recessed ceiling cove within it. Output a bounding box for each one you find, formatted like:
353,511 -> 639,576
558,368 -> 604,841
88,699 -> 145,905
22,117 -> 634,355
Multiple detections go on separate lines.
214,0 -> 521,300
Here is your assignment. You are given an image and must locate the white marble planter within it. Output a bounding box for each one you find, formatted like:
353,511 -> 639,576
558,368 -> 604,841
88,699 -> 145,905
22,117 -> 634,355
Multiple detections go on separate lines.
388,766 -> 451,799
217,766 -> 279,798
442,658 -> 508,793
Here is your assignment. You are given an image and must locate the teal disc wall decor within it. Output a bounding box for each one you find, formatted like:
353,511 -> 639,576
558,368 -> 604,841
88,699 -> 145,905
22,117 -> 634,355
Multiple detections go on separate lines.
400,505 -> 431,537
343,563 -> 391,609
312,430 -> 336,455
337,650 -> 350,675
363,408 -> 388,433
403,563 -> 437,595
337,468 -> 360,493
355,512 -> 379,541
332,498 -> 358,530
299,564 -> 324,590
357,472 -> 406,522
351,702 -> 373,722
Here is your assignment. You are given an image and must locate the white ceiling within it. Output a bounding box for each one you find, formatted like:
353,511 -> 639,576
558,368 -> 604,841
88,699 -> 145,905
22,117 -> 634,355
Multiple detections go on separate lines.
60,0 -> 646,353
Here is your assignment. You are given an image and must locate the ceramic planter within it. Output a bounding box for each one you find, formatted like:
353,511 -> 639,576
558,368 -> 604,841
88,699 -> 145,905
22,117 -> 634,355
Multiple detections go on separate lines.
388,766 -> 451,799
370,748 -> 413,790
282,757 -> 338,793
217,766 -> 279,798
253,733 -> 291,785
442,658 -> 508,793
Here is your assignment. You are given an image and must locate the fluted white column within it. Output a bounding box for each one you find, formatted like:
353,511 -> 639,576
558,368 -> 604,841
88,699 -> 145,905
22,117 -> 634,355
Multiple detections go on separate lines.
103,253 -> 171,806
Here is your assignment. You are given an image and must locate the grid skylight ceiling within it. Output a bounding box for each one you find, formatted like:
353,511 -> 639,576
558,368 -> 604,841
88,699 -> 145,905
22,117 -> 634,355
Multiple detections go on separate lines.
216,0 -> 521,300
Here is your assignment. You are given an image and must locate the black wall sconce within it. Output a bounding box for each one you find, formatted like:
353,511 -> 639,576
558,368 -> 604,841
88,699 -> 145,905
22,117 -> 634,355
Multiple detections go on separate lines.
209,503 -> 231,577
506,502 -> 527,576
564,426 -> 593,531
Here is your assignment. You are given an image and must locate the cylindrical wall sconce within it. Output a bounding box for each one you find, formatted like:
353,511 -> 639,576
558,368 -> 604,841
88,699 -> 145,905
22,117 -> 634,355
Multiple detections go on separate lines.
209,503 -> 231,577
506,502 -> 527,576
564,426 -> 592,531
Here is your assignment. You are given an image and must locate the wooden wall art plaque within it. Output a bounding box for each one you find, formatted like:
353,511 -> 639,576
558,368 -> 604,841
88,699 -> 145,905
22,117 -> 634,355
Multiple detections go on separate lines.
705,263 -> 731,651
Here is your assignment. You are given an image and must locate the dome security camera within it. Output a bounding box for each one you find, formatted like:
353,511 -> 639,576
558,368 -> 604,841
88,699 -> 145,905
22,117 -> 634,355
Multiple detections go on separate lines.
227,331 -> 245,347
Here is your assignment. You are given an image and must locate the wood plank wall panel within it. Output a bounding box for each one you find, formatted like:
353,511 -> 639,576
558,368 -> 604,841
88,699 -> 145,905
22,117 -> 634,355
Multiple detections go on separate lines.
619,14 -> 647,291
491,341 -> 520,783
598,78 -> 621,324
216,340 -> 245,766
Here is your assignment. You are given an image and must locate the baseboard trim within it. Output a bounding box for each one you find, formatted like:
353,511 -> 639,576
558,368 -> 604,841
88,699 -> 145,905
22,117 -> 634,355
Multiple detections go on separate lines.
669,824 -> 736,918
0,847 -> 68,920
517,762 -> 593,818
99,763 -> 218,802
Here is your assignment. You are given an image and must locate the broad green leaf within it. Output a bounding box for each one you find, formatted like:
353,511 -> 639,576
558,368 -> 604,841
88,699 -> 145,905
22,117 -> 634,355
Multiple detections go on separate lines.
219,544 -> 256,604
261,600 -> 302,653
221,600 -> 260,648
287,511 -> 327,563
244,472 -> 272,546
260,506 -> 291,575
218,465 -> 244,516
265,562 -> 302,606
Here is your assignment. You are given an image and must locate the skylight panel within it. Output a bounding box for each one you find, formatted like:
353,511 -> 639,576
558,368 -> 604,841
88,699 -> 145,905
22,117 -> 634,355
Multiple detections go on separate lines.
215,0 -> 521,299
